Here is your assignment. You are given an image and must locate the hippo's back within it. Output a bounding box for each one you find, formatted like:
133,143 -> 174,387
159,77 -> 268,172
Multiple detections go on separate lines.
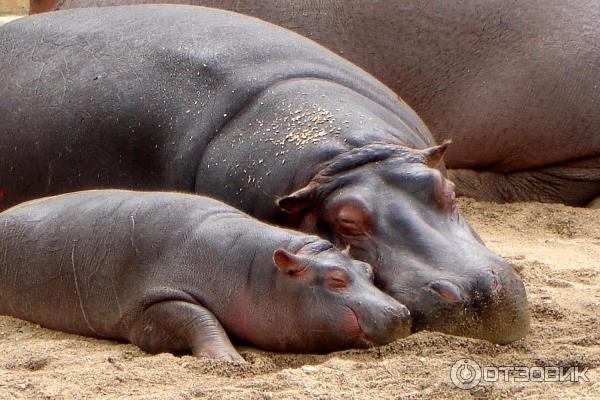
0,5 -> 418,210
0,190 -> 255,338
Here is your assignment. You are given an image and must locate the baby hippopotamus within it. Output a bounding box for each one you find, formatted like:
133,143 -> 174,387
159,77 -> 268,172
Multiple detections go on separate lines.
0,190 -> 410,361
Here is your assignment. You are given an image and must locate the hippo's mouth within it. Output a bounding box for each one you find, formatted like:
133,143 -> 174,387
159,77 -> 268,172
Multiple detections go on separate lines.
346,307 -> 376,347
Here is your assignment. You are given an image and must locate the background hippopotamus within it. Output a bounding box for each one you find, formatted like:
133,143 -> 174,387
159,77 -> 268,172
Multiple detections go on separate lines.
32,0 -> 600,206
0,5 -> 529,343
0,190 -> 411,360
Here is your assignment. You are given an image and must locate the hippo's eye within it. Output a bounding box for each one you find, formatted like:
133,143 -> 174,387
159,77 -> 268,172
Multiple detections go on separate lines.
326,269 -> 350,290
332,200 -> 373,237
338,218 -> 362,235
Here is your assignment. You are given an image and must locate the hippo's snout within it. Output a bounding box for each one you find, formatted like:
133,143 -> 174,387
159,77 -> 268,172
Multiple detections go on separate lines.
408,264 -> 530,344
473,269 -> 501,301
356,301 -> 411,346
386,305 -> 409,324
386,304 -> 412,341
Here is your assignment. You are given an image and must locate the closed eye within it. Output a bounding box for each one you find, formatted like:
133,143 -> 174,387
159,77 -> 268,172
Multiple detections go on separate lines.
328,277 -> 347,289
326,269 -> 350,289
338,219 -> 363,235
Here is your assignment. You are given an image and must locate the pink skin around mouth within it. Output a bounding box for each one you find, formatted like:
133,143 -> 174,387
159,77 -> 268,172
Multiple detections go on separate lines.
344,307 -> 376,347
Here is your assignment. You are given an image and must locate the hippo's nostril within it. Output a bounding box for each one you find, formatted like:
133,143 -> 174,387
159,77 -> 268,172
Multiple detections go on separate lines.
479,269 -> 502,298
386,305 -> 410,322
489,272 -> 499,294
427,280 -> 463,303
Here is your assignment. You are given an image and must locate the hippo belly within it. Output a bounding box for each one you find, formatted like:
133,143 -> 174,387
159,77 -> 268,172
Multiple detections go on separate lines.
37,0 -> 600,205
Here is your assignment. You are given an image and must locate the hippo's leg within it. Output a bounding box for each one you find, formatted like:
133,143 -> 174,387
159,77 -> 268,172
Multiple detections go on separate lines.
128,301 -> 243,362
449,156 -> 600,206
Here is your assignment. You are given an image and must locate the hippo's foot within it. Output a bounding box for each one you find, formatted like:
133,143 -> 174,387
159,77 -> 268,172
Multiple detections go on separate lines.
128,301 -> 244,362
448,156 -> 600,206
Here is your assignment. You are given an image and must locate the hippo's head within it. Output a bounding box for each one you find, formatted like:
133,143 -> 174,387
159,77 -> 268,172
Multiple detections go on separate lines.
257,240 -> 410,353
277,143 -> 530,344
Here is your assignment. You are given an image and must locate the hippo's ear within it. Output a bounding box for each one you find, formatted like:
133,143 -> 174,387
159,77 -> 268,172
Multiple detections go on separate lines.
273,248 -> 309,276
421,140 -> 451,168
276,184 -> 318,214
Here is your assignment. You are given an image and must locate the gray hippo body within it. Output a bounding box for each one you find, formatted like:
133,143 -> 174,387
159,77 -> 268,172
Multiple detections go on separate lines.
0,6 -> 529,343
35,0 -> 600,206
0,190 -> 410,360
0,5 -> 428,212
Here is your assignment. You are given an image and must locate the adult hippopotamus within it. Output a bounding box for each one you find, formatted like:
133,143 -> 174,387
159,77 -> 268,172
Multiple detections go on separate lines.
0,190 -> 410,360
0,6 -> 529,343
32,0 -> 600,206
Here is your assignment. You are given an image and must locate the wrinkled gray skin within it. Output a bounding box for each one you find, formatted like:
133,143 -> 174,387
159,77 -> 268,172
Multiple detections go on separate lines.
39,0 -> 600,206
0,190 -> 410,360
0,6 -> 529,343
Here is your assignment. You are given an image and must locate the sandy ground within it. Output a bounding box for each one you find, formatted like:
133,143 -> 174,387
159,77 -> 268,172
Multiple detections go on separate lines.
0,0 -> 27,17
0,199 -> 598,399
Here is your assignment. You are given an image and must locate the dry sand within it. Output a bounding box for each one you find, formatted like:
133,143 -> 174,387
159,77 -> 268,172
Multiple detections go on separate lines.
0,199 -> 598,399
0,15 -> 22,25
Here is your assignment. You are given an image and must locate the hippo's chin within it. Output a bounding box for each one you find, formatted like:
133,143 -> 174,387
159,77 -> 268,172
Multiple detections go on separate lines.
345,308 -> 376,348
412,310 -> 530,345
348,305 -> 412,347
410,299 -> 530,344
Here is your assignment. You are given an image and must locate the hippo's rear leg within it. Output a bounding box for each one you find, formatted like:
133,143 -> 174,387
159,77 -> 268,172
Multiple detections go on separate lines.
128,300 -> 244,362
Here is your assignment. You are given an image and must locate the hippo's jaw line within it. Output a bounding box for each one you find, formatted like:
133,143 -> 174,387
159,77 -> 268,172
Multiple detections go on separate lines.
346,307 -> 377,347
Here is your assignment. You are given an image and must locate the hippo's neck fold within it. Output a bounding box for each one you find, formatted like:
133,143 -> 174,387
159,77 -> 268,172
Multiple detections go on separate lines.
213,223 -> 316,345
